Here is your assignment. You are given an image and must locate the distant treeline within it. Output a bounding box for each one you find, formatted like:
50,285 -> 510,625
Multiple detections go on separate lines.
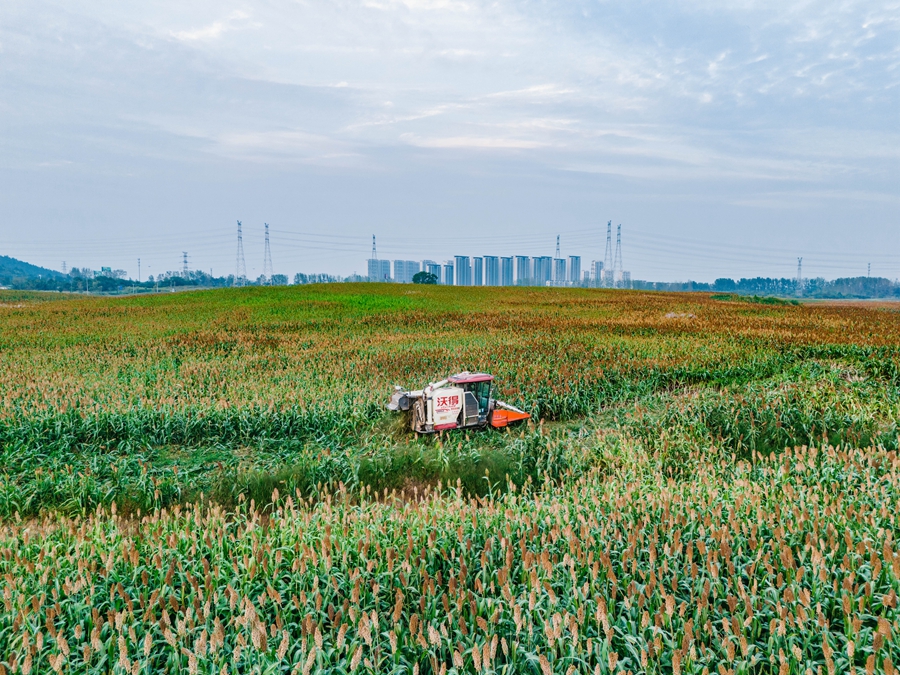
1,269 -> 233,293
634,276 -> 900,299
2,252 -> 898,299
0,265 -> 366,294
0,268 -> 291,293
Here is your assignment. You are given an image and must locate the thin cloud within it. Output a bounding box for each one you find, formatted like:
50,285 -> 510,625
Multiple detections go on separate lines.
402,134 -> 546,149
169,11 -> 249,42
361,0 -> 473,11
211,130 -> 365,166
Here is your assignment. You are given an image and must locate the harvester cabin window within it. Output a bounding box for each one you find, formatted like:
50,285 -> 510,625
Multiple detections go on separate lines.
463,381 -> 491,415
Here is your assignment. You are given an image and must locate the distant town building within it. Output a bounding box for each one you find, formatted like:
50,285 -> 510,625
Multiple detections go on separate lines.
393,260 -> 420,284
363,231 -> 626,288
568,256 -> 581,284
454,256 -> 472,286
501,257 -> 514,286
532,256 -> 552,285
424,261 -> 442,281
367,258 -> 391,281
515,256 -> 531,285
553,258 -> 567,284
484,256 -> 500,286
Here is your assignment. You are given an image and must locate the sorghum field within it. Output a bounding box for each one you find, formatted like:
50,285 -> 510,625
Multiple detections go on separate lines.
0,284 -> 898,674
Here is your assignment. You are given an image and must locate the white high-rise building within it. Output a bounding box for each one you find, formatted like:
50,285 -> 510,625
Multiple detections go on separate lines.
393,260 -> 420,283
553,258 -> 567,284
367,259 -> 391,281
532,256 -> 552,285
424,261 -> 441,281
454,256 -> 472,285
568,256 -> 581,284
501,257 -> 514,286
515,256 -> 531,285
484,256 -> 500,286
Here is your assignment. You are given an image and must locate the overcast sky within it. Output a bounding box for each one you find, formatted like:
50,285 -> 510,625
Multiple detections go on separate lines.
1,0 -> 898,281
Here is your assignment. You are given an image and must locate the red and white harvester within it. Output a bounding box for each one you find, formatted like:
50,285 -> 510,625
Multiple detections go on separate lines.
387,372 -> 530,433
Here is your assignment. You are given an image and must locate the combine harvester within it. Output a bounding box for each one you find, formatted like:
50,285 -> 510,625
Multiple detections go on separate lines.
388,372 -> 530,433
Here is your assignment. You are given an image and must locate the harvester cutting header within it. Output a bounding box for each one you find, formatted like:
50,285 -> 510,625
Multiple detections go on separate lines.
388,372 -> 530,433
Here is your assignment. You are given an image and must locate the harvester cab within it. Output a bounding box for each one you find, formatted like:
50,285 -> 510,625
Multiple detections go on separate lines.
387,371 -> 530,433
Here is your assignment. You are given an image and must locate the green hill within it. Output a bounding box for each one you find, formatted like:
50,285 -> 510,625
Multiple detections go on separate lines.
0,255 -> 63,282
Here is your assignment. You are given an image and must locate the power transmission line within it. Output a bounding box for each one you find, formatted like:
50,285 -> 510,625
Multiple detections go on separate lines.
11,221 -> 897,274
235,221 -> 246,286
603,221 -> 613,274
263,223 -> 274,284
614,224 -> 623,275
10,219 -> 899,282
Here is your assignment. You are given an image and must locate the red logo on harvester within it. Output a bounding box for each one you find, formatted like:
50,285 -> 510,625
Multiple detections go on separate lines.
436,395 -> 460,408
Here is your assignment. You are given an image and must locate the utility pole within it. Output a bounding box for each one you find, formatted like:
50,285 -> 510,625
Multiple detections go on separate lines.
614,224 -> 623,276
603,221 -> 613,287
796,257 -> 803,295
182,252 -> 189,278
137,258 -> 141,283
868,263 -> 871,278
555,235 -> 560,259
263,223 -> 274,284
235,221 -> 246,286
372,235 -> 386,280
62,261 -> 66,274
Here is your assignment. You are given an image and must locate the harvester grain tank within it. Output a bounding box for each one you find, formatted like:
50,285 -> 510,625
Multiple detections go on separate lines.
387,372 -> 530,433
